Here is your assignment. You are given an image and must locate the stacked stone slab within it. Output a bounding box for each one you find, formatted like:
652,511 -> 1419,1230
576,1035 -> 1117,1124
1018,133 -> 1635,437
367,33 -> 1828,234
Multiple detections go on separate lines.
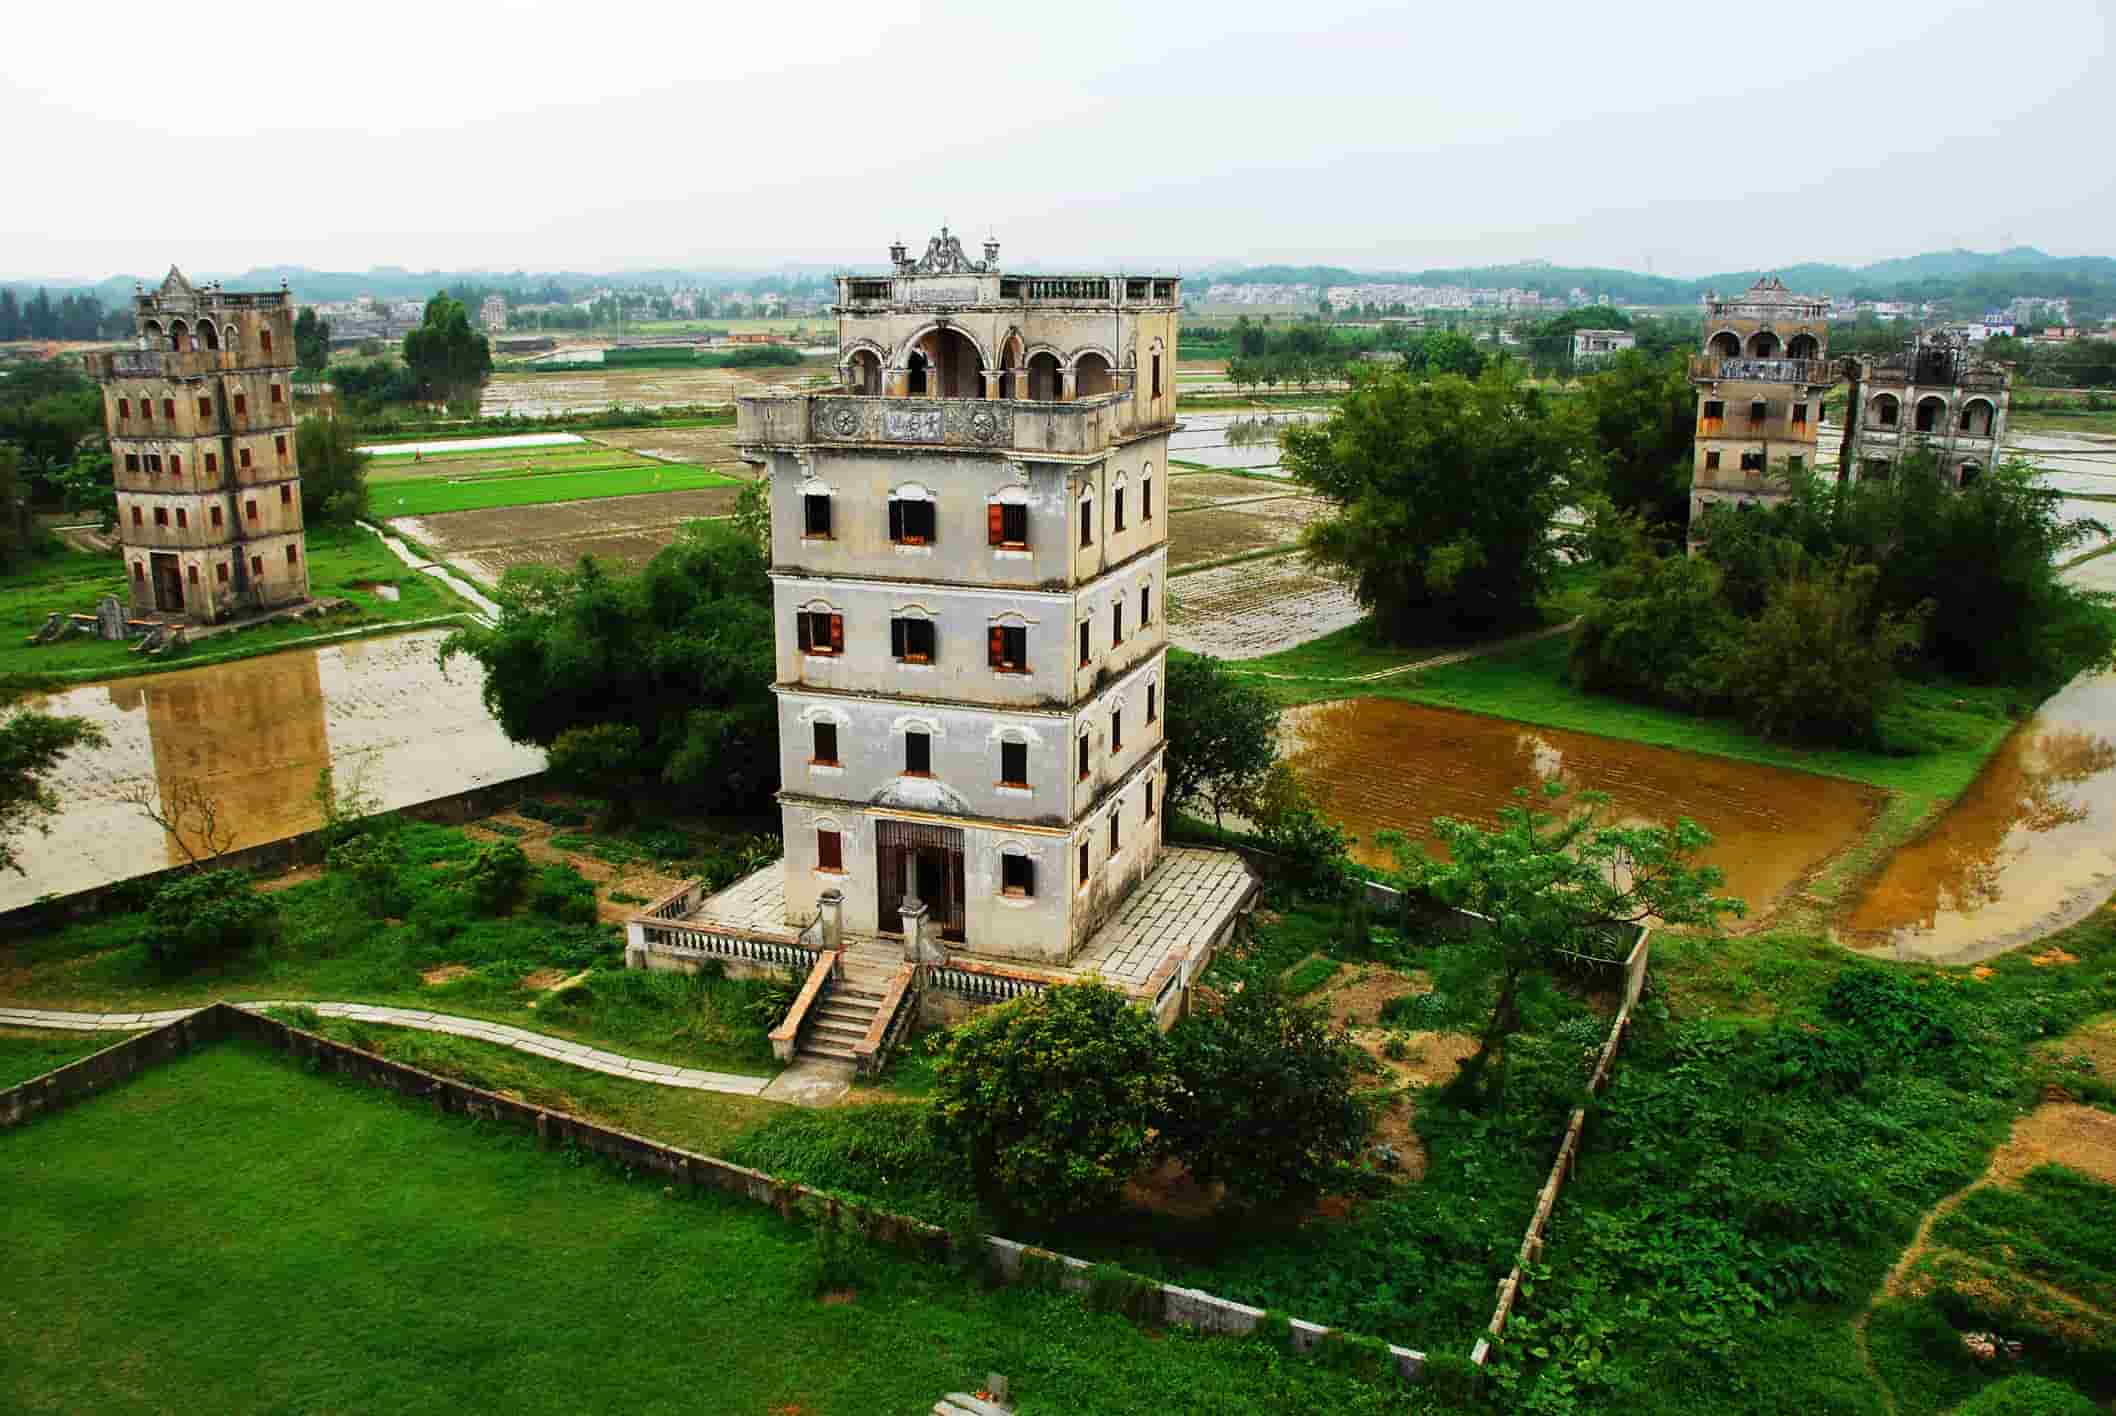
84,267 -> 309,623
738,230 -> 1181,966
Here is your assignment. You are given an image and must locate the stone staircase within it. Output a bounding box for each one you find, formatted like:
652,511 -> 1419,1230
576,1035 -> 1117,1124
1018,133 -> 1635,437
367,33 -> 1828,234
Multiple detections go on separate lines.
794,959 -> 897,1064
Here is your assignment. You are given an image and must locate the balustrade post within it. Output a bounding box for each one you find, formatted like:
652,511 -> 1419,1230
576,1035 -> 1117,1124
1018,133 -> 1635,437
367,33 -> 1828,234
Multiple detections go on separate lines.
819,889 -> 843,951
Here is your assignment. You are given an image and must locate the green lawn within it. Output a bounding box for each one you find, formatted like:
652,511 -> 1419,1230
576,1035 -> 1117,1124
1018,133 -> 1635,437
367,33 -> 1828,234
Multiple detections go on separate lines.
0,1042 -> 1414,1415
0,1028 -> 134,1088
0,524 -> 472,684
368,462 -> 739,518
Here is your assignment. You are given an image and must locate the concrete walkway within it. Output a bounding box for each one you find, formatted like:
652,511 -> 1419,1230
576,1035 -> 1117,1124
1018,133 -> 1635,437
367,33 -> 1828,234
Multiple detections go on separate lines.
0,1002 -> 777,1099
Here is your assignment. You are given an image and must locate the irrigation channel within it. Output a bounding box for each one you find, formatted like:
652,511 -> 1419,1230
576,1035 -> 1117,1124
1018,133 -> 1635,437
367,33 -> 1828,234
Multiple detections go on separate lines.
8,629 -> 543,911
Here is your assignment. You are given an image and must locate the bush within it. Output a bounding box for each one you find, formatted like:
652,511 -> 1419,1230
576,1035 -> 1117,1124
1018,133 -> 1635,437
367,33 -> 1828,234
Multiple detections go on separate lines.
528,864 -> 597,924
1163,981 -> 1370,1210
464,840 -> 531,915
326,830 -> 406,916
1720,564 -> 1924,745
1246,763 -> 1353,898
141,869 -> 276,973
1954,1374 -> 2101,1416
930,983 -> 1176,1221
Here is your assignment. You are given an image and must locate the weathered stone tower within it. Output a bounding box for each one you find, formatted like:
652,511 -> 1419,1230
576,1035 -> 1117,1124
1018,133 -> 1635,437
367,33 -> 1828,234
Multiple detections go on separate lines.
1687,276 -> 1834,532
85,268 -> 309,623
1846,330 -> 2012,488
738,230 -> 1180,965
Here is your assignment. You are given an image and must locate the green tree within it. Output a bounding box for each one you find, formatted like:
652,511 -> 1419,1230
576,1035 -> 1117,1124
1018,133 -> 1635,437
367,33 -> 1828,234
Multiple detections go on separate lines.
1162,654 -> 1277,829
1569,509 -> 1736,711
1284,365 -> 1581,638
295,416 -> 370,523
51,446 -> 117,529
1575,349 -> 1695,528
1419,330 -> 1486,378
0,710 -> 105,875
1386,782 -> 1741,1102
293,307 -> 332,371
440,521 -> 776,815
930,981 -> 1176,1220
401,294 -> 492,409
1721,563 -> 1926,745
140,868 -> 277,974
1163,980 -> 1369,1210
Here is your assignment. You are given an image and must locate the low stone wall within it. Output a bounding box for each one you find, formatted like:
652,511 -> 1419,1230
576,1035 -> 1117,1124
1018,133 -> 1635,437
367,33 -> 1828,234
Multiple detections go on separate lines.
1471,929 -> 1652,1370
0,773 -> 546,935
2,1001 -> 1428,1385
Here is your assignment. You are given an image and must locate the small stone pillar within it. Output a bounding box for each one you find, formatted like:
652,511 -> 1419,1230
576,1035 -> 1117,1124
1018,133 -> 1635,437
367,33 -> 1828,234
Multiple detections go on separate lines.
96,595 -> 127,640
623,918 -> 649,971
886,369 -> 909,398
1059,369 -> 1078,403
982,369 -> 1003,400
819,888 -> 843,951
899,901 -> 929,963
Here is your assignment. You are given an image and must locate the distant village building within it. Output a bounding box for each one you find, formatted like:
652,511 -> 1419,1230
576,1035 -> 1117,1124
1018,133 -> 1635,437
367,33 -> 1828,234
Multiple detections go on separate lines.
1847,330 -> 2011,488
479,295 -> 507,332
1572,328 -> 1636,362
84,268 -> 310,623
1688,276 -> 1833,533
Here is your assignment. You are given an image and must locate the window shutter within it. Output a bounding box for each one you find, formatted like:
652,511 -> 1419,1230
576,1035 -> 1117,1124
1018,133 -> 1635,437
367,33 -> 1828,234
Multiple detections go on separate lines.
891,618 -> 906,659
988,625 -> 1005,667
888,499 -> 903,542
798,614 -> 813,653
829,614 -> 844,653
988,504 -> 1005,545
817,829 -> 842,871
1022,858 -> 1035,895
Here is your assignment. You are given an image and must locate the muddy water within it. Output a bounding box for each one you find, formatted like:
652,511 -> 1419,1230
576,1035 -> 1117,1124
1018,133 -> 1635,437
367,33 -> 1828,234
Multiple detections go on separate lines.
1281,698 -> 1887,922
8,630 -> 544,910
1842,669 -> 2116,963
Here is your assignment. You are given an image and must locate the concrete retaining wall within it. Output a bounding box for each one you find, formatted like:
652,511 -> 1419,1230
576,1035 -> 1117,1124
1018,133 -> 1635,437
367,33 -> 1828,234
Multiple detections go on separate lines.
2,1001 -> 1426,1384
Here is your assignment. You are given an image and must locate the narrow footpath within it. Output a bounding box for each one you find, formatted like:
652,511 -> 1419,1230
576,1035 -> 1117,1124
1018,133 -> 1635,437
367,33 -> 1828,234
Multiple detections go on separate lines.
0,1001 -> 832,1101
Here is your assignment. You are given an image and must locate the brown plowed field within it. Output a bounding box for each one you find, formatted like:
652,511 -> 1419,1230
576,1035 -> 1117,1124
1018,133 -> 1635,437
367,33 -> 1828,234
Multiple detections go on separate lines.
389,487 -> 747,586
1166,496 -> 1331,568
1165,472 -> 1293,509
1167,554 -> 1363,658
584,426 -> 750,466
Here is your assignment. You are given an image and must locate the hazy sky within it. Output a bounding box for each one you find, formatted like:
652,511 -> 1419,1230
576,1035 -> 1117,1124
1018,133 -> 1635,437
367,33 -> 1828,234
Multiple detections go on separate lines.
6,0 -> 2112,282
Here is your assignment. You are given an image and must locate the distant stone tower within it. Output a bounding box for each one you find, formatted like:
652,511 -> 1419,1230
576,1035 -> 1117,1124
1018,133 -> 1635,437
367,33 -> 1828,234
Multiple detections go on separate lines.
1687,276 -> 1833,535
85,268 -> 309,623
1846,330 -> 2012,489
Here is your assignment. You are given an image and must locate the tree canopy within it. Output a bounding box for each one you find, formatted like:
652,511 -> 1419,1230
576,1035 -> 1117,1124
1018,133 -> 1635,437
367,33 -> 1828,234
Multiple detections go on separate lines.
440,521 -> 776,814
1283,364 -> 1582,639
0,709 -> 106,876
295,416 -> 369,524
401,295 -> 492,408
1574,350 -> 1695,529
293,308 -> 332,371
1161,654 -> 1277,828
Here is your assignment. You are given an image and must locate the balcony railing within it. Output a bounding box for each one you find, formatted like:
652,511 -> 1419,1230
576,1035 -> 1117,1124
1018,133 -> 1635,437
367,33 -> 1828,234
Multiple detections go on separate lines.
1689,356 -> 1836,386
739,385 -> 1149,455
85,349 -> 287,380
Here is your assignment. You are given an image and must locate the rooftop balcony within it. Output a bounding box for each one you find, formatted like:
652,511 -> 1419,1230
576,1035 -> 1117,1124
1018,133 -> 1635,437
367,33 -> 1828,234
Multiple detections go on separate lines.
835,273 -> 1179,312
738,384 -> 1164,458
1689,355 -> 1837,386
85,348 -> 289,381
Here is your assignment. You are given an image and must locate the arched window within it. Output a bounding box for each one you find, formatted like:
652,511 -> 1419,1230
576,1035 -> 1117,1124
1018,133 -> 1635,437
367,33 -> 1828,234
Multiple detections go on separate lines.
1870,393 -> 1900,428
1141,462 -> 1155,520
1785,333 -> 1819,360
1075,351 -> 1115,398
1707,330 -> 1740,358
888,482 -> 936,545
1111,472 -> 1128,533
168,318 -> 190,352
1914,396 -> 1946,433
1745,330 -> 1781,359
846,348 -> 882,396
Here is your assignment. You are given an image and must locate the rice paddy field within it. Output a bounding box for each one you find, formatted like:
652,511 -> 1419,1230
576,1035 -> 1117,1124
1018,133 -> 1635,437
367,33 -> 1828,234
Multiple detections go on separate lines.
389,487 -> 748,586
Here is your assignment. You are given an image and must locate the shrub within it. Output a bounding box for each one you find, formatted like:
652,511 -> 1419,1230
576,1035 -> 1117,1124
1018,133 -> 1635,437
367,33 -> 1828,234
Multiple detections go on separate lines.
1246,763 -> 1353,898
528,864 -> 598,924
326,830 -> 406,916
1163,980 -> 1370,1210
141,869 -> 276,973
1955,1374 -> 2101,1416
464,840 -> 531,915
930,982 -> 1176,1221
1720,563 -> 1925,745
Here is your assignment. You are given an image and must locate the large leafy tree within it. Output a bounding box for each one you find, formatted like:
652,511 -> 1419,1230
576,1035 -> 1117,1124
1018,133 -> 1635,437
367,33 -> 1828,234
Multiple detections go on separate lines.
1163,981 -> 1369,1210
401,294 -> 492,408
1385,782 -> 1742,1103
1575,349 -> 1695,529
295,416 -> 370,523
1719,562 -> 1926,745
293,307 -> 332,371
1284,365 -> 1583,639
1162,653 -> 1277,829
0,710 -> 106,876
440,521 -> 776,815
930,981 -> 1176,1221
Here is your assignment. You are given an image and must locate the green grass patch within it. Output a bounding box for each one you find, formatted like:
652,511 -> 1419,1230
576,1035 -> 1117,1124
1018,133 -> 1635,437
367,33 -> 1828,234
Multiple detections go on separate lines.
0,1027 -> 137,1087
369,462 -> 738,518
1282,954 -> 1341,997
0,1041 -> 1415,1414
0,524 -> 471,682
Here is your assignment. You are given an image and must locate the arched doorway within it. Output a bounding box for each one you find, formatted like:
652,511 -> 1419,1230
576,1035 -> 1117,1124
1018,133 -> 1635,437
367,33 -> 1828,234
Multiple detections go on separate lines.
1786,333 -> 1818,360
200,321 -> 220,351
168,319 -> 190,352
1958,399 -> 1994,436
905,351 -> 930,396
1025,351 -> 1061,402
1708,331 -> 1740,358
1914,396 -> 1946,433
998,335 -> 1023,400
906,327 -> 984,398
1075,351 -> 1114,398
1745,331 -> 1781,358
1870,393 -> 1900,427
847,349 -> 881,396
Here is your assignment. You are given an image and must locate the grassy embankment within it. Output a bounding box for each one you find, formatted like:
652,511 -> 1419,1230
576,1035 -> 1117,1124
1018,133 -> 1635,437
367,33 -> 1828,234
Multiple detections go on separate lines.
0,818 -> 784,1078
0,1027 -> 138,1087
0,523 -> 474,686
0,1042 -> 1415,1415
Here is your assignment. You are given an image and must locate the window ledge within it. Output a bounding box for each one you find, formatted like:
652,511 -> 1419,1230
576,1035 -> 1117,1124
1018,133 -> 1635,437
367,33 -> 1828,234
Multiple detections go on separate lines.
808,761 -> 844,774
992,548 -> 1032,561
896,661 -> 936,674
990,665 -> 1031,675
814,867 -> 848,877
996,892 -> 1036,909
996,783 -> 1033,797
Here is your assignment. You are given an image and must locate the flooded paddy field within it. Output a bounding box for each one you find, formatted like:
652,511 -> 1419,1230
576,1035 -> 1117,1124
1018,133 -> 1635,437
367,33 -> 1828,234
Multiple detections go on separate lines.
1282,696 -> 1887,922
1168,555 -> 1363,659
1842,669 -> 2116,963
480,365 -> 826,417
8,630 -> 542,911
1167,495 -> 1331,569
1165,472 -> 1293,509
582,424 -> 747,466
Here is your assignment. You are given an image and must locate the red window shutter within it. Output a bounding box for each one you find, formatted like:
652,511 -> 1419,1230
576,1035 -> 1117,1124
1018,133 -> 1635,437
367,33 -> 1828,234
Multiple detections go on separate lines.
829,614 -> 844,653
988,504 -> 1005,545
817,830 -> 842,871
988,625 -> 1004,666
162,399 -> 175,420
170,454 -> 181,476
